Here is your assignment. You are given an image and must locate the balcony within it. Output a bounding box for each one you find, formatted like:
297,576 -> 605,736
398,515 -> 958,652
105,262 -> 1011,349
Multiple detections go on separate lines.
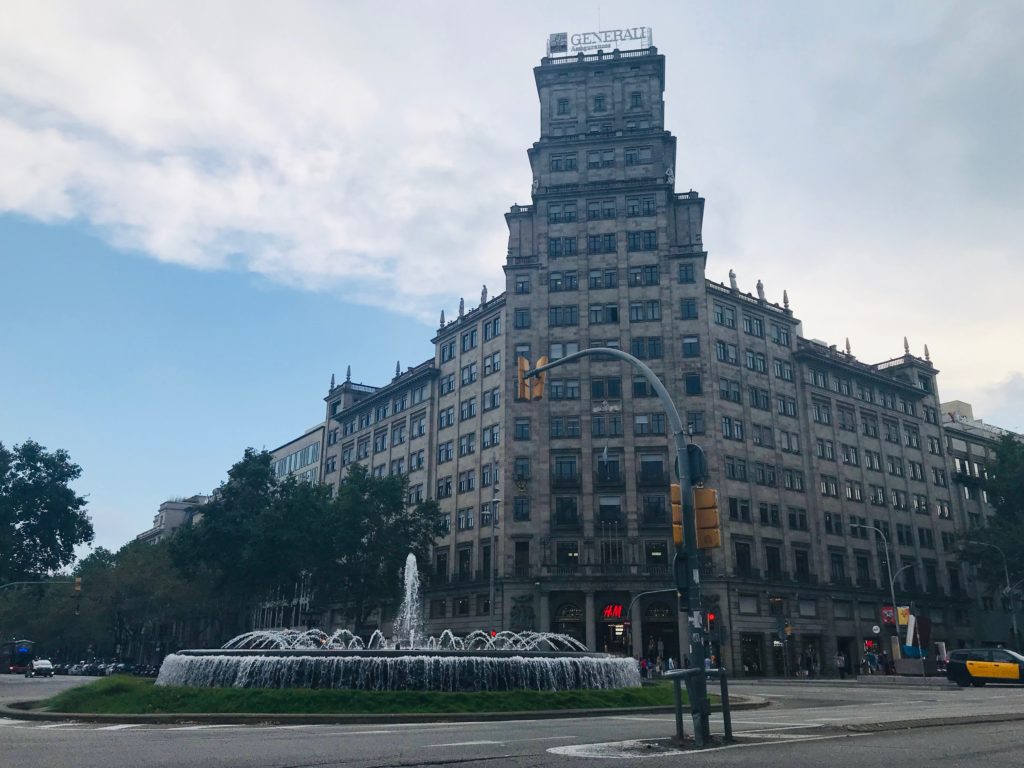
595,562 -> 628,576
552,514 -> 582,531
593,470 -> 625,489
765,569 -> 789,583
551,473 -> 581,490
793,572 -> 818,585
637,469 -> 669,487
551,564 -> 580,576
644,564 -> 670,579
640,511 -> 670,529
455,569 -> 477,583
733,567 -> 761,580
512,565 -> 531,578
597,512 -> 626,528
830,576 -> 854,588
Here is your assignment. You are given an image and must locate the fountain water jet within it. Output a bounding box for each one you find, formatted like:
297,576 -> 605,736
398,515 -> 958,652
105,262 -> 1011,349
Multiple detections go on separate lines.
156,555 -> 640,692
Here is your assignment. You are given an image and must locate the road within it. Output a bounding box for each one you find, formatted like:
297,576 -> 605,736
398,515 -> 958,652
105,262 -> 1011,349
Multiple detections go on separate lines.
3,676 -> 1024,767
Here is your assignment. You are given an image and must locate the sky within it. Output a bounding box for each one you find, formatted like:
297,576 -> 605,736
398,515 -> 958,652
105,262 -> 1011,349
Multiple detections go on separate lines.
2,1 -> 1022,555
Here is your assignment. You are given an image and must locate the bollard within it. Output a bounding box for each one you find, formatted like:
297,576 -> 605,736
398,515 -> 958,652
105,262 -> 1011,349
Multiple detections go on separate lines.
672,677 -> 685,742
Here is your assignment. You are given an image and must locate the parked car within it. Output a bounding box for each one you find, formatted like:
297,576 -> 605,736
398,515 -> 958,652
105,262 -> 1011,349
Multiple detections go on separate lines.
947,648 -> 1024,687
25,659 -> 54,678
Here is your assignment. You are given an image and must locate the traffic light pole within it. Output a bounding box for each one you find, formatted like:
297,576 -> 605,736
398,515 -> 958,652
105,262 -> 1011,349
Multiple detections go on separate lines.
523,348 -> 712,743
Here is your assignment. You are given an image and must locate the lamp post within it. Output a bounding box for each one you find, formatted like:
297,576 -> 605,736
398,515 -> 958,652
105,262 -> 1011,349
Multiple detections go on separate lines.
854,523 -> 906,660
969,541 -> 1020,649
488,459 -> 500,627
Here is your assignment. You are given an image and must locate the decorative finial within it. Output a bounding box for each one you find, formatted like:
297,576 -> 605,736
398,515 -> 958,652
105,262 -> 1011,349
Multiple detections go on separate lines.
481,284 -> 488,305
924,343 -> 930,362
845,338 -> 851,356
459,298 -> 465,318
756,279 -> 765,301
904,336 -> 910,355
330,373 -> 335,390
345,365 -> 351,382
783,289 -> 790,310
440,309 -> 445,326
395,360 -> 401,378
729,269 -> 737,291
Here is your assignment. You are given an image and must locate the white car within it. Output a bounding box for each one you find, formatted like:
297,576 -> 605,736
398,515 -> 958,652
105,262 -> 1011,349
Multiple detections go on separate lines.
25,659 -> 54,678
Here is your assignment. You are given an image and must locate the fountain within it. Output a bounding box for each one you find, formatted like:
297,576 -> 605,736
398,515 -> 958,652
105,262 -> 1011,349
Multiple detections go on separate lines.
156,554 -> 640,692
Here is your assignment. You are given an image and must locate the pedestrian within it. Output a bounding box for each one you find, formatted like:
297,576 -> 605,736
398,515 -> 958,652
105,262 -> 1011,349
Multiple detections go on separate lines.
879,651 -> 890,675
640,657 -> 648,678
666,656 -> 675,671
704,655 -> 712,671
835,651 -> 847,680
865,650 -> 878,674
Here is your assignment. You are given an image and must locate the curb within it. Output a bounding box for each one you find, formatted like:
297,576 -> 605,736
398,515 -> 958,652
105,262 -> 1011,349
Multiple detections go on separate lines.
0,695 -> 769,725
845,711 -> 1024,733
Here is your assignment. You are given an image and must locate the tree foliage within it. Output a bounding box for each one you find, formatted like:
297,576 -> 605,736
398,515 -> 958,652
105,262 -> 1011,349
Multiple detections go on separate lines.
958,435 -> 1024,588
0,440 -> 93,582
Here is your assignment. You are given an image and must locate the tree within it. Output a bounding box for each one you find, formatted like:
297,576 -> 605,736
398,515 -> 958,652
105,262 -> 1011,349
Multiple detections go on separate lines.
326,464 -> 445,632
0,440 -> 93,582
958,435 -> 1024,588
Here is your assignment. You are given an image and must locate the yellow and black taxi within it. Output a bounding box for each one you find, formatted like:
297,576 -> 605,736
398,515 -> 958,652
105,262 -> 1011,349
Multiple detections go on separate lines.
947,648 -> 1024,687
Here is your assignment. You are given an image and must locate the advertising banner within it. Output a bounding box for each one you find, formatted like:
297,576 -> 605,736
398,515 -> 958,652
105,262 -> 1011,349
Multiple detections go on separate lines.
548,28 -> 653,57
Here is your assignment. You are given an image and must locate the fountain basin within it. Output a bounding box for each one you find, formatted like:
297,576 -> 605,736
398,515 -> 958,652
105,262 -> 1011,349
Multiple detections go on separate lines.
156,649 -> 641,692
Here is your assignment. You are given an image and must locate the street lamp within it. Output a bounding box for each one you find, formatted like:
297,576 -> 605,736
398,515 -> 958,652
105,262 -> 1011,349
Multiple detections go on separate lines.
854,523 -> 906,660
488,459 -> 501,627
967,541 -> 1020,649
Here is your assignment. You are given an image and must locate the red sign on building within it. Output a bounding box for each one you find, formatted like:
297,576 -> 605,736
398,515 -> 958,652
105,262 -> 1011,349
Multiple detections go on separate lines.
880,605 -> 896,625
602,603 -> 624,620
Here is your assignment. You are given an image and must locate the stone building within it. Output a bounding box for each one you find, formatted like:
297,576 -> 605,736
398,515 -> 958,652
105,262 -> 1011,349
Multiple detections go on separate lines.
316,36 -> 998,673
270,422 -> 325,484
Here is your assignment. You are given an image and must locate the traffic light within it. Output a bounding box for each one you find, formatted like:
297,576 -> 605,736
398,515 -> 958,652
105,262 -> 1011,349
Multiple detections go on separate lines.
517,356 -> 532,400
74,577 -> 82,592
673,550 -> 690,606
532,355 -> 548,400
670,483 -> 684,547
687,444 -> 707,483
707,611 -> 718,635
693,487 -> 722,549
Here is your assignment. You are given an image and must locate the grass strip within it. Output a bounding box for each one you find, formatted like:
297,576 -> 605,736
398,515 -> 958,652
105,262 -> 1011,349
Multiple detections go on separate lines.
43,675 -> 689,715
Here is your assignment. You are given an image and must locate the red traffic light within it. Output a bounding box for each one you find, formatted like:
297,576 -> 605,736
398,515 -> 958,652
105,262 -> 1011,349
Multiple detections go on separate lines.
707,612 -> 717,622
490,630 -> 497,637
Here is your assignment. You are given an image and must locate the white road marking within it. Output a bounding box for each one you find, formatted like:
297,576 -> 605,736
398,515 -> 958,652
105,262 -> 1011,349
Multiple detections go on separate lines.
428,739 -> 502,747
548,731 -> 871,759
95,724 -> 142,730
0,718 -> 20,726
172,724 -> 236,730
38,723 -> 77,728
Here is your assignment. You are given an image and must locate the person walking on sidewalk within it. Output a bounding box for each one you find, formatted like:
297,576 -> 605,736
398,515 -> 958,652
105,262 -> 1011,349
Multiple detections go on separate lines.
835,650 -> 847,680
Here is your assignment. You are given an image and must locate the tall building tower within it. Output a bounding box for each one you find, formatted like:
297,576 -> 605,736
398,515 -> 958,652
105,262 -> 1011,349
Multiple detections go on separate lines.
502,42 -> 705,656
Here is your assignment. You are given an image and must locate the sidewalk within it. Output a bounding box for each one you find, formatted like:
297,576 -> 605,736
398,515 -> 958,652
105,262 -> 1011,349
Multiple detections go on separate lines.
733,675 -> 954,688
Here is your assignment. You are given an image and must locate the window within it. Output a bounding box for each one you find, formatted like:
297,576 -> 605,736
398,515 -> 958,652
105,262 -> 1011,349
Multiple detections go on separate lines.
722,416 -> 745,441
373,430 -> 387,453
439,374 -> 456,395
549,305 -> 579,326
436,476 -> 452,498
627,196 -> 656,216
514,275 -> 530,294
719,377 -> 741,403
587,148 -> 615,168
593,94 -> 606,112
438,441 -> 454,463
513,457 -> 530,480
624,146 -> 652,165
728,497 -> 752,522
557,97 -> 570,115
742,315 -> 764,337
686,411 -> 705,435
411,413 -> 427,438
788,507 -> 808,531
774,359 -> 793,381
630,91 -> 643,108
630,336 -> 663,359
438,406 -> 455,429
713,302 -> 737,328
458,433 -> 476,456
441,340 -> 456,362
749,386 -> 771,410
457,470 -> 476,493
460,363 -> 478,385
483,352 -> 501,376
514,309 -> 531,329
816,439 -> 835,460
724,456 -> 747,480
678,263 -> 695,283
812,400 -> 832,425
549,270 -> 578,292
513,497 -> 530,521
684,373 -> 702,395
715,341 -> 739,364
770,323 -> 791,346
745,351 -> 767,373
550,152 -> 577,172
627,231 -> 658,251
820,475 -> 839,497
777,396 -> 797,417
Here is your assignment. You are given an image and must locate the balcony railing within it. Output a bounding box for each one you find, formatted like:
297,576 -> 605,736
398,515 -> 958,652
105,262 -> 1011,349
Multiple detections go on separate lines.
597,513 -> 626,528
644,564 -> 670,578
637,469 -> 669,487
552,515 -> 582,530
733,567 -> 761,579
552,564 -> 580,576
551,473 -> 582,489
640,512 -> 669,528
765,569 -> 789,582
794,572 -> 818,585
593,471 -> 625,489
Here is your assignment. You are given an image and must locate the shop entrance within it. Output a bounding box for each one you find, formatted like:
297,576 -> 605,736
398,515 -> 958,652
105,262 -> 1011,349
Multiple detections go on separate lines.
597,600 -> 629,654
552,603 -> 585,646
740,633 -> 765,676
642,602 -> 679,664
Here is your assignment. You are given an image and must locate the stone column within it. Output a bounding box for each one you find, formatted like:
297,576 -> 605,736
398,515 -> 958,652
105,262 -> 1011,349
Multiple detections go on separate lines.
585,592 -> 597,651
631,597 -> 644,660
538,591 -> 550,633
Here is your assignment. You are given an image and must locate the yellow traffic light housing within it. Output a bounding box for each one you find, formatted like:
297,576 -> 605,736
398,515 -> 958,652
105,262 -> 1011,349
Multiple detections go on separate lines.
532,356 -> 548,400
670,483 -> 684,547
694,487 -> 722,549
517,356 -> 532,400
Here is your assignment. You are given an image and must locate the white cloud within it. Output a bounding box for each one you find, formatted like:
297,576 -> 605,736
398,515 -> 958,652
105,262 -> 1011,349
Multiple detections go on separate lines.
1,0 -> 1021,427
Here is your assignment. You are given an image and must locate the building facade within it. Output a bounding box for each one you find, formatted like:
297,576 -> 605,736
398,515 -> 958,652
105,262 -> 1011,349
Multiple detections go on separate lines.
135,494 -> 210,545
270,422 -> 325,484
314,38 -> 1005,673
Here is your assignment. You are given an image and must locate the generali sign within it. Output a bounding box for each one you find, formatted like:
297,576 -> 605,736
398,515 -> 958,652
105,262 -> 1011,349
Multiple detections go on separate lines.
547,27 -> 653,57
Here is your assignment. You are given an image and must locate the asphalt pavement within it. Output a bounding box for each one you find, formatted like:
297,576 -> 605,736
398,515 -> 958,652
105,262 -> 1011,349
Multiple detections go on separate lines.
3,675 -> 1024,768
